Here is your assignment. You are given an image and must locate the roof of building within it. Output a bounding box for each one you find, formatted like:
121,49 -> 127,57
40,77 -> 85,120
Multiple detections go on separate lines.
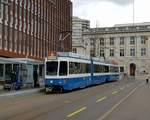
0,57 -> 43,64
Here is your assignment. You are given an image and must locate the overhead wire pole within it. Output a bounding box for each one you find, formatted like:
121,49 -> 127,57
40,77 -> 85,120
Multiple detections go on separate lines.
58,31 -> 72,52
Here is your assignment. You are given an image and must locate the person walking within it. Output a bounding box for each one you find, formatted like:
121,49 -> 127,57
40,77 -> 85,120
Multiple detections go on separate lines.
146,78 -> 149,84
33,68 -> 38,87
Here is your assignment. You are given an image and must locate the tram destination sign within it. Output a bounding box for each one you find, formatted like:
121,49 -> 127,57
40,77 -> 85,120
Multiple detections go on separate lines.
47,56 -> 57,60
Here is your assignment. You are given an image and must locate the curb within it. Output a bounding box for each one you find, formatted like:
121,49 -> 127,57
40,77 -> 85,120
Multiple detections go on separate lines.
0,88 -> 45,100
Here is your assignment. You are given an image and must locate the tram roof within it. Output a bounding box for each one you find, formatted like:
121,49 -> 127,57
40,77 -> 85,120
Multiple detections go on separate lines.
47,52 -> 104,62
0,57 -> 43,65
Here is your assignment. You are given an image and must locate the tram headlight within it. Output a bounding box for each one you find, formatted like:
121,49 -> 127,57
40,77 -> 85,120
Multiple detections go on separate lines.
50,80 -> 53,83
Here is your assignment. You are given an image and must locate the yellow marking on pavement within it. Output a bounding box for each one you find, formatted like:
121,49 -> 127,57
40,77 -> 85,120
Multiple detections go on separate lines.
98,88 -> 137,120
97,97 -> 107,102
64,100 -> 70,103
112,91 -> 118,95
67,107 -> 87,118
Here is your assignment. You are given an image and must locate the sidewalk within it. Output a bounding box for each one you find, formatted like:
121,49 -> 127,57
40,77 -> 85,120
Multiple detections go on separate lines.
0,85 -> 44,99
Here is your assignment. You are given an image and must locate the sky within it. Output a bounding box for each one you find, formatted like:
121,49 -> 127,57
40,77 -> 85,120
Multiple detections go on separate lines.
71,0 -> 150,28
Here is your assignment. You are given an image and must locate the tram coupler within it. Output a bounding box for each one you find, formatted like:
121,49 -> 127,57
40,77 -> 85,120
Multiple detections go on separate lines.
45,87 -> 53,93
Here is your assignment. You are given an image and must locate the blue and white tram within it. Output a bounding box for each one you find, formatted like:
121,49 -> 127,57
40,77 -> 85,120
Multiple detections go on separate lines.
44,52 -> 119,92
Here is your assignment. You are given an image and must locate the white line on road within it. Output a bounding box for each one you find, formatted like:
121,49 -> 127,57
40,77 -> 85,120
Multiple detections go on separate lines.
97,97 -> 107,102
67,106 -> 87,118
98,87 -> 137,120
120,87 -> 125,90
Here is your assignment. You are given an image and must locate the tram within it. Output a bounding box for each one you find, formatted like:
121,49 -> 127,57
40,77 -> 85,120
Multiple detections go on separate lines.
44,52 -> 119,92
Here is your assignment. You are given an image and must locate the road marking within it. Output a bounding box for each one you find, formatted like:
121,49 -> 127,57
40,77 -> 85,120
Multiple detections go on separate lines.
67,106 -> 87,118
112,91 -> 118,95
98,87 -> 137,120
64,100 -> 70,103
97,97 -> 107,102
120,87 -> 125,90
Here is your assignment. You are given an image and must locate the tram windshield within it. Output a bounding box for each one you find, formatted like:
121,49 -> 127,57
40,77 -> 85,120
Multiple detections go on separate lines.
59,61 -> 68,76
46,61 -> 58,76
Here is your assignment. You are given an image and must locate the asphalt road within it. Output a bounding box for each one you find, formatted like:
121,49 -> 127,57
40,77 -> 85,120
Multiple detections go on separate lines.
0,79 -> 149,120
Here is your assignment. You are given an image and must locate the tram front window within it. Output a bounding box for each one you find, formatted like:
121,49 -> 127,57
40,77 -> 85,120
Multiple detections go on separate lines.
46,62 -> 58,76
59,61 -> 67,76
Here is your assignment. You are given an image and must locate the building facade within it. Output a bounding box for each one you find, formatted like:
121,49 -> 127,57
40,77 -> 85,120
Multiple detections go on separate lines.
83,22 -> 150,79
72,17 -> 90,55
0,0 -> 72,60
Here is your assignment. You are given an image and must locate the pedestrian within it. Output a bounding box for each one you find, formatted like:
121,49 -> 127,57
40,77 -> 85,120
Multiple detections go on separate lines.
146,78 -> 149,84
33,68 -> 39,87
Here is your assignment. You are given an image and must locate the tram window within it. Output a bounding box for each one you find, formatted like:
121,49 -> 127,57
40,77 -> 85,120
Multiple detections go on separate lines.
110,66 -> 113,72
59,61 -> 68,76
86,64 -> 90,73
115,67 -> 119,72
110,66 -> 119,73
69,62 -> 90,74
69,62 -> 81,74
80,63 -> 87,73
104,66 -> 109,73
94,64 -> 99,73
101,65 -> 106,73
46,62 -> 58,76
99,65 -> 103,73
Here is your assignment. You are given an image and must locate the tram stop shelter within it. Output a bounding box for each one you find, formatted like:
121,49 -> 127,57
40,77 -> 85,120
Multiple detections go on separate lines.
0,57 -> 44,88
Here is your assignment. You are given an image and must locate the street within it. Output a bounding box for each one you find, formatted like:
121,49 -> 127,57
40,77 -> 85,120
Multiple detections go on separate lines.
0,79 -> 149,120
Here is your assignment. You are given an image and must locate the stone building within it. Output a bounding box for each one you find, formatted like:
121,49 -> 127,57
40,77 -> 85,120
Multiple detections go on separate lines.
72,17 -> 90,55
83,22 -> 150,79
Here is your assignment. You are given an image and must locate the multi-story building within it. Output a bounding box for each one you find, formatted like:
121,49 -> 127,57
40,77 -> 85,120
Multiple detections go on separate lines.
0,0 -> 72,60
72,17 -> 90,55
83,22 -> 150,79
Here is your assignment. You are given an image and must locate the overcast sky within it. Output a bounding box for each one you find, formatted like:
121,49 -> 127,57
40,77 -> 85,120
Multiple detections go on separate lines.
71,0 -> 150,27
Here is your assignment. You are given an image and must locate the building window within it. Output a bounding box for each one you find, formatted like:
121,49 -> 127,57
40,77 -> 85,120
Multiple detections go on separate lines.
100,38 -> 104,46
110,37 -> 114,45
110,49 -> 114,57
100,49 -> 105,57
130,48 -> 135,56
120,37 -> 124,45
141,48 -> 146,56
90,50 -> 95,57
72,48 -> 77,53
90,38 -> 94,46
120,49 -> 124,56
141,36 -> 147,44
130,36 -> 135,45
